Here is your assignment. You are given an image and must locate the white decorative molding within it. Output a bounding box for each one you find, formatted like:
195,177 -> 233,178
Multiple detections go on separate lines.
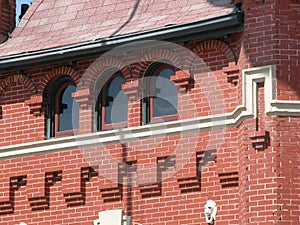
269,100 -> 300,116
0,65 -> 299,159
242,65 -> 300,116
0,106 -> 250,160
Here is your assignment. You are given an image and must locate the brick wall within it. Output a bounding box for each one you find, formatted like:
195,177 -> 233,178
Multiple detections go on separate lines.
0,37 -> 242,225
238,1 -> 300,224
275,116 -> 300,224
0,0 -> 299,224
0,0 -> 15,43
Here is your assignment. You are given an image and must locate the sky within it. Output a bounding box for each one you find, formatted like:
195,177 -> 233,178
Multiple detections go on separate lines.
16,0 -> 34,25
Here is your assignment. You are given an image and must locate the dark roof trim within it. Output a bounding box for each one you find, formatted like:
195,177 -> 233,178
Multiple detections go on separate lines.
0,11 -> 244,72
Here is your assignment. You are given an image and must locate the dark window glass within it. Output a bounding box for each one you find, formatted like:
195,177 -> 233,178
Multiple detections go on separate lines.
96,72 -> 128,131
153,68 -> 178,117
47,77 -> 79,138
57,85 -> 79,132
104,76 -> 127,124
143,63 -> 178,124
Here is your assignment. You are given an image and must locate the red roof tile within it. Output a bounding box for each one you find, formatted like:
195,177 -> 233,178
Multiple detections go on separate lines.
0,0 -> 233,57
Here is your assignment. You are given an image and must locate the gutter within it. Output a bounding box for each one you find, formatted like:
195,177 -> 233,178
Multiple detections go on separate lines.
0,11 -> 244,72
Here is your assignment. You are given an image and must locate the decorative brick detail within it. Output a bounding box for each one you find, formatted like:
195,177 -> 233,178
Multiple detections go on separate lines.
218,171 -> 239,188
42,66 -> 81,94
26,95 -> 44,116
141,48 -> 183,69
0,1 -> 300,224
63,167 -> 98,207
100,160 -> 136,203
121,80 -> 144,101
118,160 -> 137,176
223,62 -> 240,85
51,66 -> 81,83
129,62 -> 152,79
170,70 -> 193,92
249,131 -> 270,151
0,74 -> 37,96
82,57 -> 130,89
72,88 -> 95,109
177,150 -> 216,193
139,155 -> 175,198
0,175 -> 27,215
28,171 -> 62,211
192,39 -> 236,65
100,185 -> 123,203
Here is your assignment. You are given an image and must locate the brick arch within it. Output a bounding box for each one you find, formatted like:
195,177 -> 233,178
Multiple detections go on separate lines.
192,39 -> 236,65
0,74 -> 37,97
138,48 -> 183,77
40,66 -> 81,115
41,66 -> 81,97
42,66 -> 81,88
82,57 -> 131,91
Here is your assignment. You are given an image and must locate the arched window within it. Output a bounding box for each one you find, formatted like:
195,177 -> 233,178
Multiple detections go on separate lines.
47,76 -> 79,138
143,63 -> 178,124
96,71 -> 128,131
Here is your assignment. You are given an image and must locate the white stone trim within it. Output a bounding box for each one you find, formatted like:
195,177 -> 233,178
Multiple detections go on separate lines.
0,65 -> 299,159
242,64 -> 276,117
242,65 -> 300,116
0,105 -> 251,160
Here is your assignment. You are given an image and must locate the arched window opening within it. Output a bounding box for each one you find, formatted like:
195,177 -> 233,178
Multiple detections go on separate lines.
143,63 -> 178,124
47,76 -> 79,138
96,71 -> 128,131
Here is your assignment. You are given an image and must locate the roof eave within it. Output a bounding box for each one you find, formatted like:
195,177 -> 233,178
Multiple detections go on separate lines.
0,11 -> 244,72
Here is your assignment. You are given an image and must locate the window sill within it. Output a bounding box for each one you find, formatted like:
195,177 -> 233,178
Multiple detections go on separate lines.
0,106 -> 247,160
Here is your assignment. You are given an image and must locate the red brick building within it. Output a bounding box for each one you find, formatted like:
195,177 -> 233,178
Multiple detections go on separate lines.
0,0 -> 299,224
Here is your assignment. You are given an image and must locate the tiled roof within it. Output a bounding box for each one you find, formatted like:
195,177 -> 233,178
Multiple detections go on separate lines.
0,0 -> 234,57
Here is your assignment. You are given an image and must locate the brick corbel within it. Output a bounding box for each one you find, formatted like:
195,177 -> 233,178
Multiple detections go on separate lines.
223,62 -> 240,85
170,70 -> 193,93
72,88 -> 95,109
26,95 -> 44,116
121,79 -> 144,101
249,131 -> 270,151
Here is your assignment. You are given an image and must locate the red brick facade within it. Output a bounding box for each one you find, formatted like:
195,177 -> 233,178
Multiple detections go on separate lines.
0,0 -> 15,43
0,0 -> 299,225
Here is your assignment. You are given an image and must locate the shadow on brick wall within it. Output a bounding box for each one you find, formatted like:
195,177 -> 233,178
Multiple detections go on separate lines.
0,175 -> 27,215
177,149 -> 217,193
28,171 -> 62,211
64,167 -> 98,207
